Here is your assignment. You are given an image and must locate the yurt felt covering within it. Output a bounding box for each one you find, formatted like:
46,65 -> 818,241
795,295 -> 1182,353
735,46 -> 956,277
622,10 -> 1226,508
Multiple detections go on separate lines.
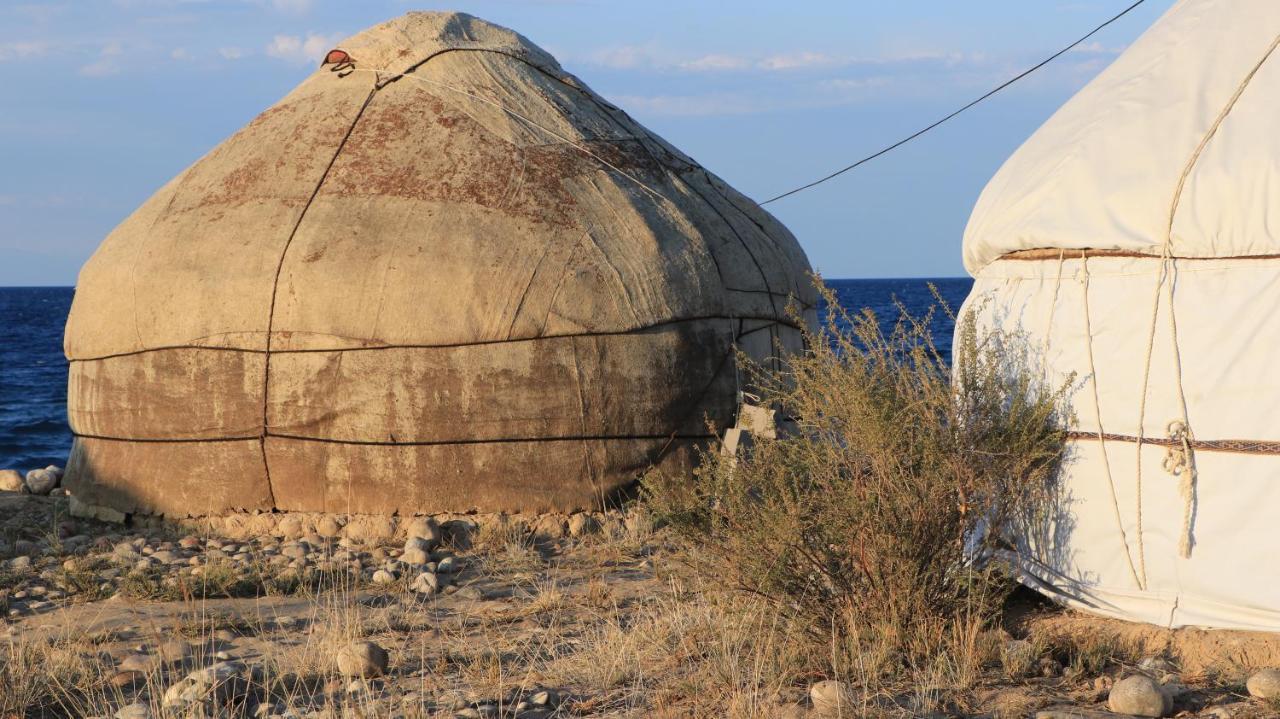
62,12 -> 816,517
960,0 -> 1280,631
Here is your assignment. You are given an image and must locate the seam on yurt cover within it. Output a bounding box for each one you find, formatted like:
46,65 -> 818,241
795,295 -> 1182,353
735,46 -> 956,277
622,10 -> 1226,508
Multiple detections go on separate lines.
517,52 -> 792,309
677,177 -> 783,317
72,430 -> 720,446
551,52 -> 799,280
651,338 -> 737,465
367,57 -> 667,203
540,47 -> 816,313
263,432 -> 719,447
567,336 -> 603,502
258,79 -> 380,509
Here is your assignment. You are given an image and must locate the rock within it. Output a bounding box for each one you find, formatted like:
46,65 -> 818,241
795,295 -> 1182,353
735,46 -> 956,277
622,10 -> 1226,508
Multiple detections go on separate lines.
25,468 -> 59,495
1159,676 -> 1189,702
315,515 -> 343,538
567,513 -> 598,537
1108,674 -> 1171,717
1203,703 -> 1245,719
0,469 -> 23,492
1247,667 -> 1280,699
402,516 -> 441,549
402,537 -> 432,565
118,653 -> 160,672
8,556 -> 32,572
436,556 -> 457,574
528,689 -> 561,707
531,514 -> 566,540
45,465 -> 64,479
335,641 -> 388,678
442,519 -> 477,550
809,680 -> 851,716
342,515 -> 395,545
410,571 -> 439,595
114,702 -> 153,719
371,569 -> 396,585
161,661 -> 246,708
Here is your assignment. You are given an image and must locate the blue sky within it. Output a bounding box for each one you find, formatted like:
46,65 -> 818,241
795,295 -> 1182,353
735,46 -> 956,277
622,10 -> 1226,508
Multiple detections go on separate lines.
0,0 -> 1174,285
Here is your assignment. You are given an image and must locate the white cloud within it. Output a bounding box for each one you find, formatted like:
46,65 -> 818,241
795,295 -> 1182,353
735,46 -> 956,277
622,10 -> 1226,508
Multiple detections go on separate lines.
757,51 -> 839,71
678,54 -> 750,72
265,32 -> 339,64
218,46 -> 246,60
170,46 -> 190,60
79,41 -> 123,77
0,41 -> 48,61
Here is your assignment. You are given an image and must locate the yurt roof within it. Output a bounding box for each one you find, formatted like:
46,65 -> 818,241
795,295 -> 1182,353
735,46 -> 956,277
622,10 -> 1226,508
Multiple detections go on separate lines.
963,0 -> 1280,272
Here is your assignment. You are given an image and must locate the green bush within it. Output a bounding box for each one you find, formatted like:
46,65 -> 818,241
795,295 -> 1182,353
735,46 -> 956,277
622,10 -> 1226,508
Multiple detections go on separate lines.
646,281 -> 1070,681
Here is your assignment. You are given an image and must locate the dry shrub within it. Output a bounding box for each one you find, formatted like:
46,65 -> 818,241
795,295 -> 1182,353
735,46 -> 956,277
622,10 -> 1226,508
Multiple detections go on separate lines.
647,281 -> 1069,686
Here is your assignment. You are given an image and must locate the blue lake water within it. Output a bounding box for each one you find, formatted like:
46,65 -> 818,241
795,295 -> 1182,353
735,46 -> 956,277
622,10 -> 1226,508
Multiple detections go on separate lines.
0,278 -> 973,471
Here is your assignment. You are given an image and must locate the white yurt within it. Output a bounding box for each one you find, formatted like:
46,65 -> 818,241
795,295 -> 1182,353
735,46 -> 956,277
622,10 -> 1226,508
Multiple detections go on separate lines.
961,0 -> 1280,631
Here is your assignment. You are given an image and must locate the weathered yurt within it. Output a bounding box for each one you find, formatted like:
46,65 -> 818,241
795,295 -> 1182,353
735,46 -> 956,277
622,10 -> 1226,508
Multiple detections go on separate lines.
63,12 -> 815,518
962,0 -> 1280,630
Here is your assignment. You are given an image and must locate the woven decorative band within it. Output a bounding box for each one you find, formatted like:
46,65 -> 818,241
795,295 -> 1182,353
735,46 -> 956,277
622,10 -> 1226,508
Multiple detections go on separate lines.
1066,431 -> 1280,455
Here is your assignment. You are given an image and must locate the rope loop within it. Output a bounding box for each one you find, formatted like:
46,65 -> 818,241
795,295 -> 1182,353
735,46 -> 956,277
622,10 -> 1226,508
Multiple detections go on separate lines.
1162,420 -> 1194,477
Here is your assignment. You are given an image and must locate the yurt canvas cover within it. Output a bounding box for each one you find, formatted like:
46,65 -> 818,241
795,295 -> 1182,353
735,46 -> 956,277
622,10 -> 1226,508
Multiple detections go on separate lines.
62,12 -> 815,518
962,0 -> 1280,631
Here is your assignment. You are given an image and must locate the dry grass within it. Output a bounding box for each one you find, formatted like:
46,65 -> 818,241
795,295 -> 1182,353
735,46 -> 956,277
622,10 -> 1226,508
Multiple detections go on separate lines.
647,280 -> 1070,701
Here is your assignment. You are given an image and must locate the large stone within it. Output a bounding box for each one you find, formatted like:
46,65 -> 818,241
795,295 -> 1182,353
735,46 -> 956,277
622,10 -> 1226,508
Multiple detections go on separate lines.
114,702 -> 153,719
1108,675 -> 1171,717
410,571 -> 440,595
809,680 -> 851,716
567,513 -> 599,538
402,536 -> 433,565
1247,667 -> 1280,699
24,468 -> 59,495
161,661 -> 246,708
336,641 -> 388,678
403,517 -> 442,549
0,469 -> 23,492
531,515 -> 566,540
315,515 -> 344,538
343,515 -> 396,545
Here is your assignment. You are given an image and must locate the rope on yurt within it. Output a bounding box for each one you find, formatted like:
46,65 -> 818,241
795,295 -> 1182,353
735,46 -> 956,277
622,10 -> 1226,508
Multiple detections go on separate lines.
1039,249 -> 1066,379
347,67 -> 668,203
1078,251 -> 1145,590
1137,31 -> 1280,560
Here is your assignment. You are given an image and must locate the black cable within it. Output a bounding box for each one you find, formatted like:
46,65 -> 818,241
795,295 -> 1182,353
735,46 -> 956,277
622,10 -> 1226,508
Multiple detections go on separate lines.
760,0 -> 1148,205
